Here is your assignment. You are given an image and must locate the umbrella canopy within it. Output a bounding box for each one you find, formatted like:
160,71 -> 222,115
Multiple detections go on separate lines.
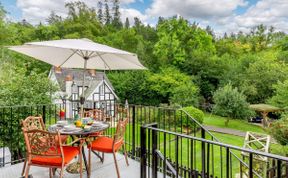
8,38 -> 146,115
8,38 -> 146,70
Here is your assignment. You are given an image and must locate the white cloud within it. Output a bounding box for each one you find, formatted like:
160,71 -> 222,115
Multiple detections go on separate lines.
14,0 -> 288,35
120,8 -> 148,25
16,0 -> 137,24
146,0 -> 247,19
233,0 -> 288,32
17,0 -> 68,24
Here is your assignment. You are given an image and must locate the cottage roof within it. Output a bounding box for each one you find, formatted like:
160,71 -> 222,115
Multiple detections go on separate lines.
50,67 -> 114,96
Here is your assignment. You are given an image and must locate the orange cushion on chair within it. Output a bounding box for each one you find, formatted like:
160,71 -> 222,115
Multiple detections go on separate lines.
88,137 -> 123,153
31,146 -> 79,167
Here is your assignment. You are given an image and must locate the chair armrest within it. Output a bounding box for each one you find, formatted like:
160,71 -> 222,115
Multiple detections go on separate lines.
88,134 -> 112,138
63,138 -> 85,147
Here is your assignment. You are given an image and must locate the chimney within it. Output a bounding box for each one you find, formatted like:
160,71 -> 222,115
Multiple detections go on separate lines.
88,69 -> 96,77
65,74 -> 73,97
65,74 -> 73,81
55,66 -> 62,74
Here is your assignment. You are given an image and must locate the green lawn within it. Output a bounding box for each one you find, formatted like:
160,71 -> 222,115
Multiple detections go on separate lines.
203,113 -> 266,134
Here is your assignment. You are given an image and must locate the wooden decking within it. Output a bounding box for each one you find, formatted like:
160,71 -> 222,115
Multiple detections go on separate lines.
0,152 -> 140,178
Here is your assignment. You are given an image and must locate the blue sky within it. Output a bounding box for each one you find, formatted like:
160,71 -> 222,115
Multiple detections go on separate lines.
1,0 -> 288,35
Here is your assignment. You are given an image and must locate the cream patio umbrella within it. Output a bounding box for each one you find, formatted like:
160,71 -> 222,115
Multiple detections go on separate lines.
8,38 -> 146,115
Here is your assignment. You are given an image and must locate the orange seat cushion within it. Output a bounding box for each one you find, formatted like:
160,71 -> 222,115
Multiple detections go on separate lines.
89,137 -> 122,153
31,146 -> 79,167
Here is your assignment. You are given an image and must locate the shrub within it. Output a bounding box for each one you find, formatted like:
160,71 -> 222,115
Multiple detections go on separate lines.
270,119 -> 288,146
176,106 -> 204,129
212,84 -> 254,125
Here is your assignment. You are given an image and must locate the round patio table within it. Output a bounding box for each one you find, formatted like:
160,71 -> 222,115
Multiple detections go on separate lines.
48,121 -> 110,175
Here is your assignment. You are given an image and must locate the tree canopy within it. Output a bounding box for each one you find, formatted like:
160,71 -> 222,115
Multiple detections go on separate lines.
0,1 -> 288,112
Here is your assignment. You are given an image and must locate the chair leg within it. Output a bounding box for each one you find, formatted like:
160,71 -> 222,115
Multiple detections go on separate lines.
59,167 -> 64,178
88,148 -> 91,178
113,152 -> 121,178
80,149 -> 83,178
24,164 -> 30,178
123,144 -> 129,166
52,168 -> 56,176
49,168 -> 52,178
21,159 -> 27,176
102,152 -> 105,163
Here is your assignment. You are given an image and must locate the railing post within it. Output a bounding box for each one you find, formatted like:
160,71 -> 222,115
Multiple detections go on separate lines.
277,160 -> 282,178
201,128 -> 206,177
175,136 -> 179,178
132,105 -> 136,158
249,153 -> 253,178
152,124 -> 158,178
226,147 -> 230,178
140,125 -> 147,178
42,105 -> 46,124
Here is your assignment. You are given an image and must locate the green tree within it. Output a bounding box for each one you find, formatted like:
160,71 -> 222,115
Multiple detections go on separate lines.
108,71 -> 160,105
148,67 -> 199,105
0,56 -> 57,106
125,17 -> 130,28
268,80 -> 288,108
97,1 -> 104,24
243,53 -> 288,103
0,3 -> 9,45
154,17 -> 215,67
212,84 -> 253,125
112,0 -> 122,29
170,83 -> 199,107
47,11 -> 63,24
104,0 -> 111,25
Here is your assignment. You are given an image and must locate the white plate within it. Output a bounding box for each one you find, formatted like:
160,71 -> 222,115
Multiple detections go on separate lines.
92,122 -> 104,127
62,127 -> 82,133
63,125 -> 76,131
57,120 -> 68,126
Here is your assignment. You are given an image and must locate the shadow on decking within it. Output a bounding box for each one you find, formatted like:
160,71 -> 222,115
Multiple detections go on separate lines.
0,152 -> 140,178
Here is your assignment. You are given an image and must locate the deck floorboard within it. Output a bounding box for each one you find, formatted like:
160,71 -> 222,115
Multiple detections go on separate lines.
0,152 -> 140,178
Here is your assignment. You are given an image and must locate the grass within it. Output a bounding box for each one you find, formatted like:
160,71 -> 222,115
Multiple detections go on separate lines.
46,115 -> 283,176
203,113 -> 266,134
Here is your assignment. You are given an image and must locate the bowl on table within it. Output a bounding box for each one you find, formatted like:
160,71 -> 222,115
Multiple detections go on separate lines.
82,117 -> 92,125
83,125 -> 92,132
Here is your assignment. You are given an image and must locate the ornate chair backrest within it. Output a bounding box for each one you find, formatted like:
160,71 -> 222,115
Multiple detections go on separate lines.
113,118 -> 129,145
22,129 -> 62,158
22,116 -> 46,131
84,109 -> 105,121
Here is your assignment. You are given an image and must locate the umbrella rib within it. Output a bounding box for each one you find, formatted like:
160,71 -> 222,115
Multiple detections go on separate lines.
95,52 -> 111,70
59,49 -> 79,67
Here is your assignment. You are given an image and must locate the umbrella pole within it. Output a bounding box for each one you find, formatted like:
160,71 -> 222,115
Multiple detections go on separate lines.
80,57 -> 88,117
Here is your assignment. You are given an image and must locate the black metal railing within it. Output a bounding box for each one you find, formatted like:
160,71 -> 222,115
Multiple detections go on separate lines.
0,102 -> 288,178
140,123 -> 288,178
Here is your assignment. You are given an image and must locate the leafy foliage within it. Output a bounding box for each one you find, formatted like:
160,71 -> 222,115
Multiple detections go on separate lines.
212,84 -> 254,125
176,106 -> 204,128
268,80 -> 288,108
0,1 -> 288,111
270,119 -> 288,146
148,67 -> 199,106
0,59 -> 57,106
